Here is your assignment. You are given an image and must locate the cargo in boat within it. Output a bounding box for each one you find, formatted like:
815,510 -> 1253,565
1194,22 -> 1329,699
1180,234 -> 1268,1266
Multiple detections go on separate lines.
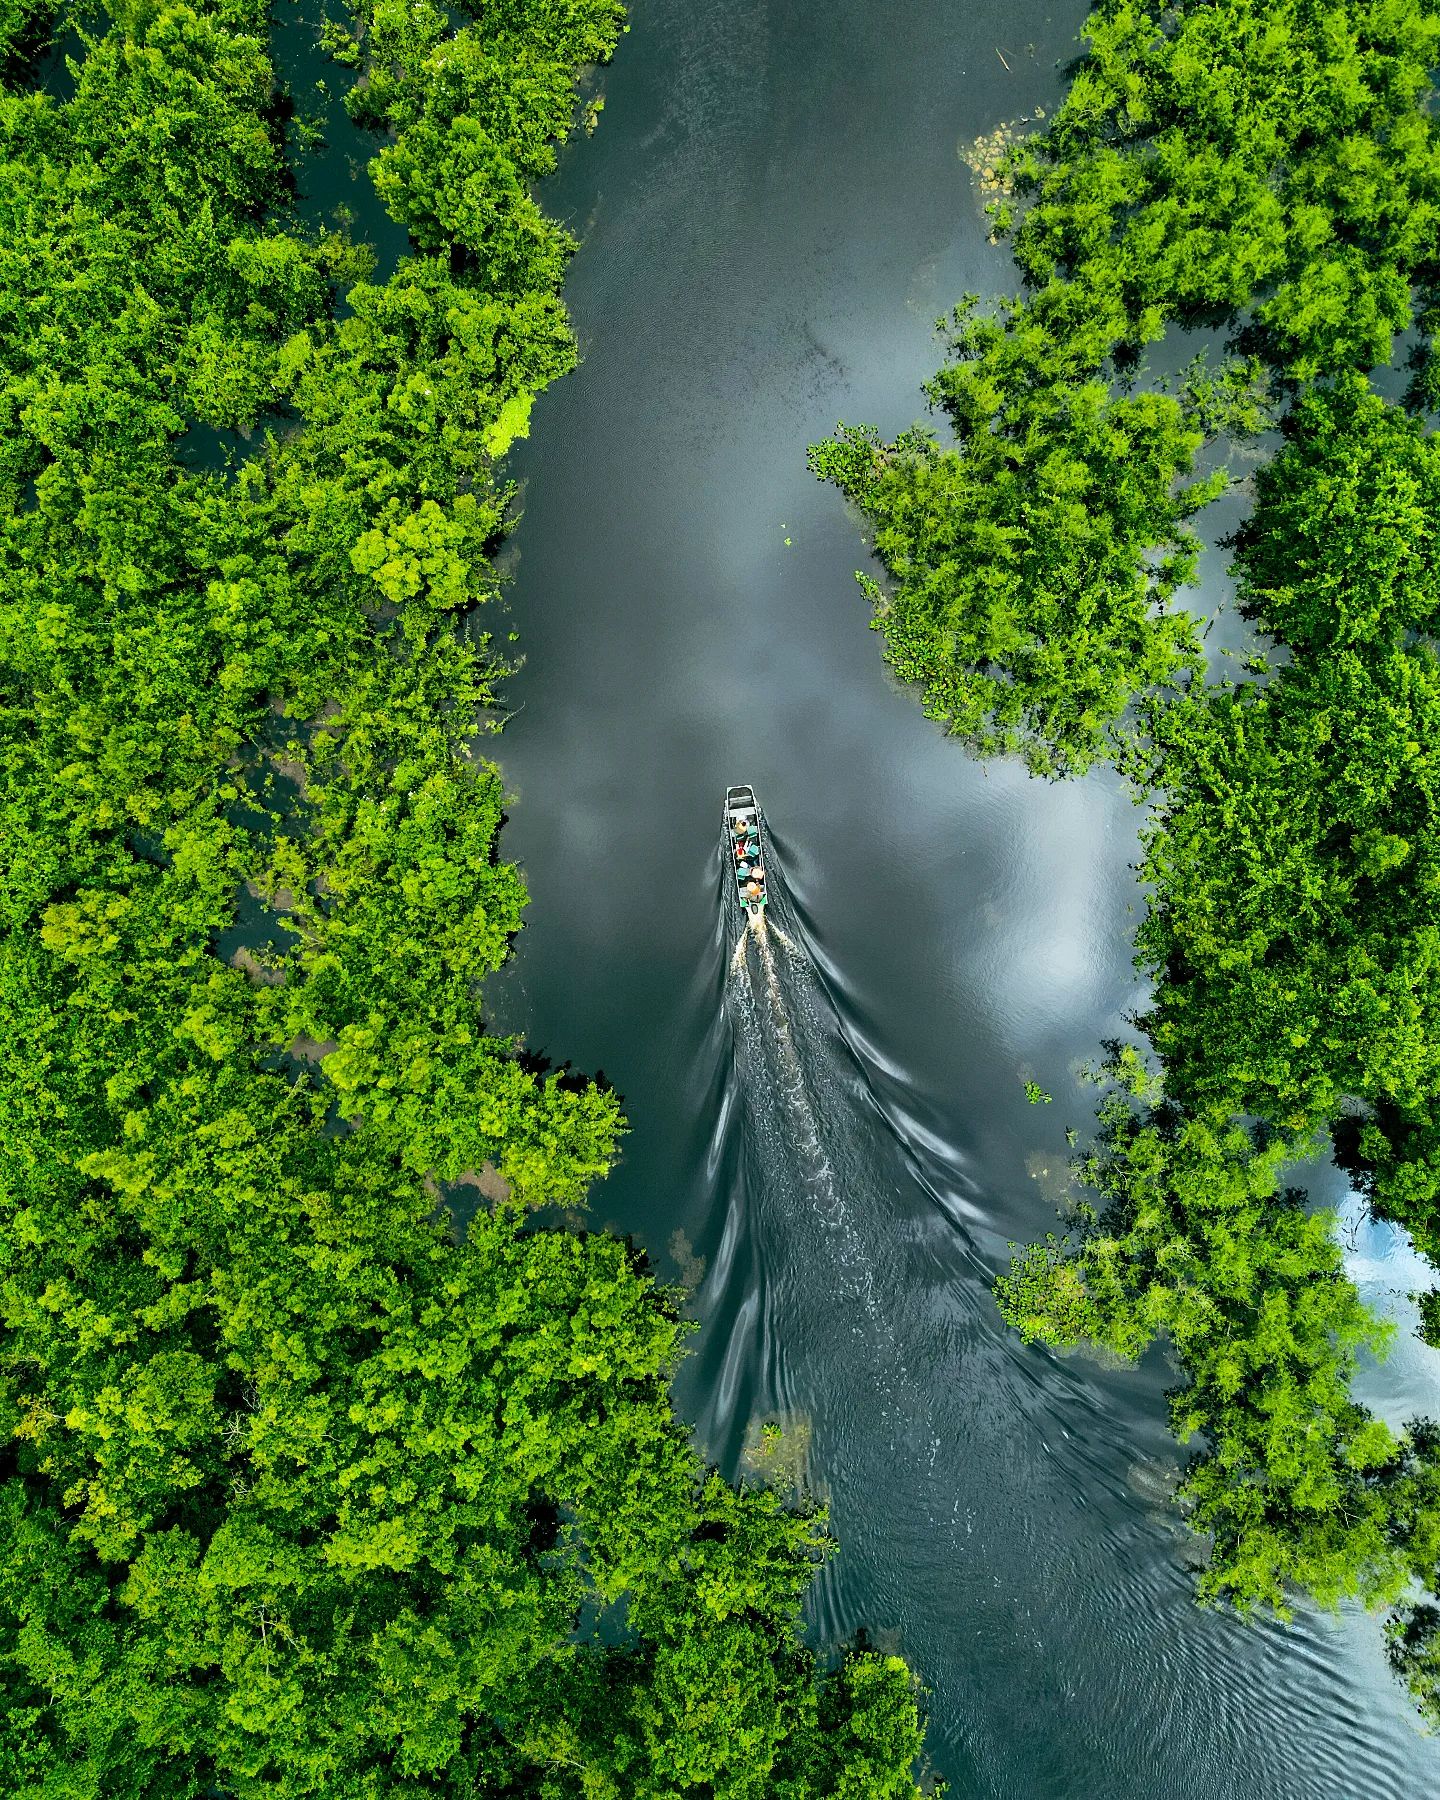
725,785 -> 767,918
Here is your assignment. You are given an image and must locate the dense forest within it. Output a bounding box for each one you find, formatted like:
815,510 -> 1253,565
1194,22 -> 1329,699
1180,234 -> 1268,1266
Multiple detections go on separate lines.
813,0 -> 1440,1725
0,1 -> 934,1792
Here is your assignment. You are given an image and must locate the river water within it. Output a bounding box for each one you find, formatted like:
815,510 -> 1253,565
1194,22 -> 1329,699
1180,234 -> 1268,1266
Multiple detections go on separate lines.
484,1 -> 1440,1792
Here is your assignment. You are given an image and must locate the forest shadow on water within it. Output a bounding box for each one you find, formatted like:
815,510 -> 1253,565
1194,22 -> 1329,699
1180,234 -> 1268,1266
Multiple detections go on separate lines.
487,0 -> 1440,1791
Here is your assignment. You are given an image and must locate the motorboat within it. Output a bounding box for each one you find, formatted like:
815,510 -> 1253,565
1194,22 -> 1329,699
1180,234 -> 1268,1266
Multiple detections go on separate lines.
725,785 -> 767,918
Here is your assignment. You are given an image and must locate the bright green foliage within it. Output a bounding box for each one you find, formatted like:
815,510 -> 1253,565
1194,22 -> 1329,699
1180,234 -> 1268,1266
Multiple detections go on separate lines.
1382,1437 -> 1440,1731
807,337 -> 1225,778
1388,1602 -> 1440,1723
2,1061 -> 927,1793
339,0 -> 624,297
998,1054 -> 1419,1617
1137,649 -> 1440,1126
816,0 -> 1440,1733
811,0 -> 1440,772
1228,375 -> 1440,653
1134,383 -> 1440,1255
0,0 -> 48,66
1009,0 -> 1440,380
0,2 -> 933,1792
802,1650 -> 934,1800
998,380 -> 1440,1715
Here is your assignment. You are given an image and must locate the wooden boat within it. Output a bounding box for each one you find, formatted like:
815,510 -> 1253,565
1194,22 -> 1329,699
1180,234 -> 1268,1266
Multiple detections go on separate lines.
725,785 -> 767,918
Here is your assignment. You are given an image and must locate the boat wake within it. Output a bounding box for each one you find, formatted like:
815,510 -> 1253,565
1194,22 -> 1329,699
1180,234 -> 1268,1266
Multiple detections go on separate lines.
722,837 -> 925,1444
691,811 -> 1420,1785
731,913 -> 837,1209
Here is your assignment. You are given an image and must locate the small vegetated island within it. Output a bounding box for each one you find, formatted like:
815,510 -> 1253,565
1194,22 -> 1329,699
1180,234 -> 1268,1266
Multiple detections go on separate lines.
0,1 -> 932,1793
812,0 -> 1440,1725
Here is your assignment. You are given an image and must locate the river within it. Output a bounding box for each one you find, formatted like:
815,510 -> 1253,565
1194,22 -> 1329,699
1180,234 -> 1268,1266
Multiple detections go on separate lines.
485,1 -> 1440,1792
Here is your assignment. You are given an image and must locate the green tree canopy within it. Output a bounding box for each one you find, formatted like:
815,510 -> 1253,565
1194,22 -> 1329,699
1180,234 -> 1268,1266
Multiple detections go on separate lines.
0,1 -> 935,1791
816,0 -> 1440,1734
811,0 -> 1440,772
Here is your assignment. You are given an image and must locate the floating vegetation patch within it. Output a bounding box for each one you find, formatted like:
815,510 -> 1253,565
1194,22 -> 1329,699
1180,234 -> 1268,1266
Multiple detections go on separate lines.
742,1412 -> 815,1495
1025,1148 -> 1075,1210
958,109 -> 1043,238
667,1226 -> 707,1291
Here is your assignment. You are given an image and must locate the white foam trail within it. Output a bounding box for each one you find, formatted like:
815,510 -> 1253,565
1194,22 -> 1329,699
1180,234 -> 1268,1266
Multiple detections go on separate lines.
756,921 -> 791,1031
729,931 -> 750,979
756,922 -> 802,1076
767,919 -> 803,960
754,922 -> 842,1204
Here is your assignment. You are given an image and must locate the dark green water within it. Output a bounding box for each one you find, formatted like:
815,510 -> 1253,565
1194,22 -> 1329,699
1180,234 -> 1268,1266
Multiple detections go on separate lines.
465,2 -> 1440,1792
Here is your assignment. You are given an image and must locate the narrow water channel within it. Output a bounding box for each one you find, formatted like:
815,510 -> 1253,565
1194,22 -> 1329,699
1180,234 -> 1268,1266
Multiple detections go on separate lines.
490,2 -> 1440,1791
